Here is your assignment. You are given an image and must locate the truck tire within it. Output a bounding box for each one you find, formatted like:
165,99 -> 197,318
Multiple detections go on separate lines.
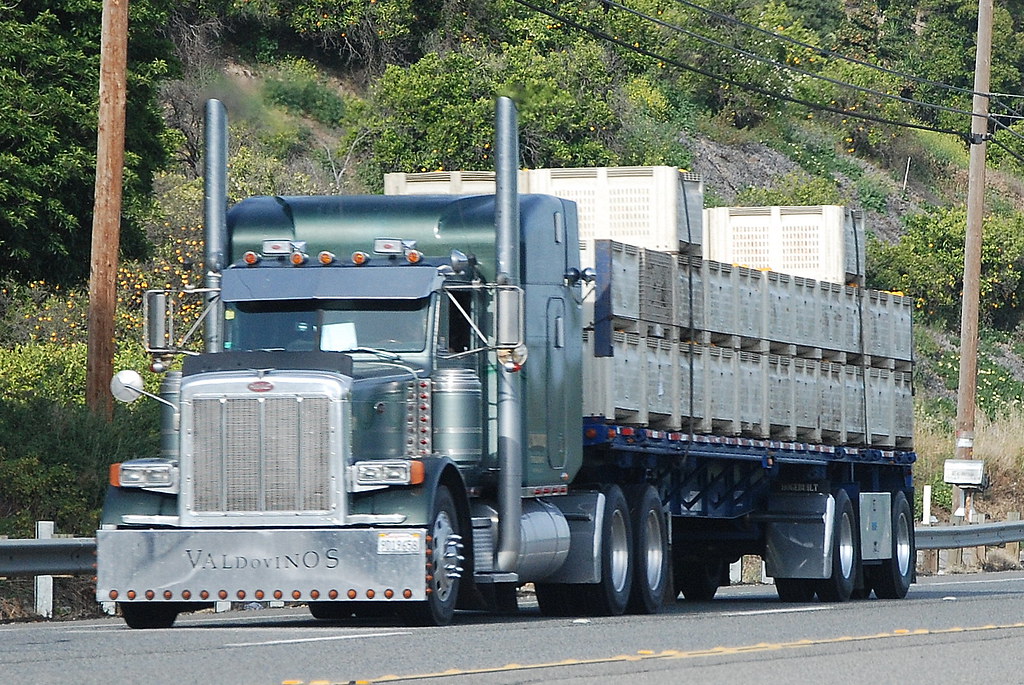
775,578 -> 816,603
870,491 -> 914,599
583,484 -> 634,616
399,485 -> 464,626
815,488 -> 858,602
626,485 -> 668,614
119,602 -> 180,629
675,558 -> 724,601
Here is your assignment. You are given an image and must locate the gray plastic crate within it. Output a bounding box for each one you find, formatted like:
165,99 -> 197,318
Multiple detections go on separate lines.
640,248 -> 676,325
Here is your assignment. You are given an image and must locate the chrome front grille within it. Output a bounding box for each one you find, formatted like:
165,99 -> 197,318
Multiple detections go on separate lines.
189,394 -> 333,513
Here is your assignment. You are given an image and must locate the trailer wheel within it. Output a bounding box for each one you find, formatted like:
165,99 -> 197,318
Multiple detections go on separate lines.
626,485 -> 668,614
399,485 -> 463,626
119,602 -> 179,629
815,489 -> 858,602
870,491 -> 914,599
584,485 -> 633,616
775,578 -> 816,603
675,558 -> 725,601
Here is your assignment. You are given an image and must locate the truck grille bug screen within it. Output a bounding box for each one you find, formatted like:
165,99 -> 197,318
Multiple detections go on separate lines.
190,395 -> 332,513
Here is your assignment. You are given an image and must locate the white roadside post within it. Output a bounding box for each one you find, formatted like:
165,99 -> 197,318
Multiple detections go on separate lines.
34,521 -> 54,619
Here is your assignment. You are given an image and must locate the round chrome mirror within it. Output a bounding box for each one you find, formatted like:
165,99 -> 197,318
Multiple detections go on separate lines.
110,369 -> 145,403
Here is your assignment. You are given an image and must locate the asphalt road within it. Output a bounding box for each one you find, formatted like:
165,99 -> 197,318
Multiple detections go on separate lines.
6,572 -> 1024,684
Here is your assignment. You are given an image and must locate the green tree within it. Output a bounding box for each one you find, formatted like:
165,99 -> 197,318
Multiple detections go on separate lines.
0,1 -> 175,287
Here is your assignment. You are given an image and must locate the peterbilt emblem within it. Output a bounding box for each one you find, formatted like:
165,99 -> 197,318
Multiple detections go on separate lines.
248,381 -> 274,393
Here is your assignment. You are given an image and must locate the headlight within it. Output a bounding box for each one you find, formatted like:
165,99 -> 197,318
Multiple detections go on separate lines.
351,460 -> 424,488
110,459 -> 179,493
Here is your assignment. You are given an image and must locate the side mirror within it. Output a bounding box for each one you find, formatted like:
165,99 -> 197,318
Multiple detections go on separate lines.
111,369 -> 145,403
494,286 -> 524,348
145,291 -> 169,352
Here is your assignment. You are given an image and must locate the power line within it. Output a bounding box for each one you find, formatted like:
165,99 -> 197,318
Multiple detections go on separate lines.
511,0 -> 968,139
600,0 -> 981,122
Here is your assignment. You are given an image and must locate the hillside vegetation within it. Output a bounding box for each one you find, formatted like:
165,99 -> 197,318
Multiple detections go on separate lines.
4,0 -> 1024,536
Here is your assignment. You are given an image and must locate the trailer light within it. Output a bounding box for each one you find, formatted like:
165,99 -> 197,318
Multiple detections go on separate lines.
353,460 -> 424,486
200,591 -> 210,600
262,239 -> 294,256
366,589 -> 375,599
328,590 -> 338,600
237,590 -> 246,600
218,590 -> 228,600
373,238 -> 404,255
384,589 -> 394,599
273,590 -> 283,600
351,251 -> 370,265
317,251 -> 336,265
255,590 -> 264,600
348,589 -> 357,599
242,251 -> 260,265
127,591 -> 137,600
111,458 -> 178,493
310,590 -> 320,600
405,249 -> 423,264
109,590 -> 118,600
403,589 -> 412,599
182,590 -> 191,600
290,250 -> 308,266
292,590 -> 302,600
164,591 -> 173,600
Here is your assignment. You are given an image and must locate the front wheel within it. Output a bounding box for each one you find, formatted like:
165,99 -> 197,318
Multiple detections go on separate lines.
869,491 -> 914,599
399,485 -> 464,626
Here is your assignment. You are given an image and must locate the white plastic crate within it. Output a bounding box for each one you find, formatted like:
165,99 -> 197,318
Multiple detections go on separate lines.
767,356 -> 795,439
703,205 -> 866,285
582,330 -> 647,424
738,351 -> 768,437
894,371 -> 914,448
386,166 -> 705,256
866,368 -> 896,448
640,249 -> 676,325
645,337 -> 678,426
529,166 -> 703,255
679,342 -> 708,430
819,361 -> 846,442
703,261 -> 739,338
676,255 -> 706,333
595,240 -> 641,324
843,366 -> 866,445
793,359 -> 820,441
706,347 -> 739,434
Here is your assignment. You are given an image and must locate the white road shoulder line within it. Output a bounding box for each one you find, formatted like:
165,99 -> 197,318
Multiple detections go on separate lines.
720,606 -> 830,617
223,630 -> 411,648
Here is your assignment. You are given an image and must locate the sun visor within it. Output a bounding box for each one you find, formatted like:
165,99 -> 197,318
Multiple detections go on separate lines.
220,265 -> 443,302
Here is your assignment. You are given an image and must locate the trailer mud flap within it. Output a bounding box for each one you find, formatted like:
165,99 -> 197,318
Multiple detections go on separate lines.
764,493 -> 834,579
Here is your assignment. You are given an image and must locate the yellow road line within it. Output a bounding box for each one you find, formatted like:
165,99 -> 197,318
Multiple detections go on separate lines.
283,621 -> 1024,684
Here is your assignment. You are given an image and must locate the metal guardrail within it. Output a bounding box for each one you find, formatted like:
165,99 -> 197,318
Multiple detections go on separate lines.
915,520 -> 1024,550
3,521 -> 1024,578
0,538 -> 97,577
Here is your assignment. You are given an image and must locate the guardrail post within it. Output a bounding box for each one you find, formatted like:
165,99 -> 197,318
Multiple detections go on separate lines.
950,515 -> 965,569
1008,512 -> 1021,564
34,521 -> 54,619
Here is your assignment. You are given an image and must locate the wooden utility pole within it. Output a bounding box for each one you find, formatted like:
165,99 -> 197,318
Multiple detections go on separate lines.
86,0 -> 129,419
953,0 -> 993,515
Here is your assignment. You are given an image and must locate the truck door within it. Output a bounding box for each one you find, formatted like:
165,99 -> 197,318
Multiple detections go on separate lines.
546,296 -> 567,470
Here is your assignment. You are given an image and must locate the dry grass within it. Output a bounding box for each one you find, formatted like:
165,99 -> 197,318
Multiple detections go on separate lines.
914,405 -> 1024,481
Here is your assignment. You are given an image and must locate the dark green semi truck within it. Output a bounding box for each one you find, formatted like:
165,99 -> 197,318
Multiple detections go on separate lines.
96,99 -> 915,628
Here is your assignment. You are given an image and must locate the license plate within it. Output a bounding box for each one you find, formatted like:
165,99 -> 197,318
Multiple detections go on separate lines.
377,532 -> 421,554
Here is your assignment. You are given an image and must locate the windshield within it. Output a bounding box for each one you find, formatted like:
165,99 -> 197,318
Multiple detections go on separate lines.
224,298 -> 431,353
